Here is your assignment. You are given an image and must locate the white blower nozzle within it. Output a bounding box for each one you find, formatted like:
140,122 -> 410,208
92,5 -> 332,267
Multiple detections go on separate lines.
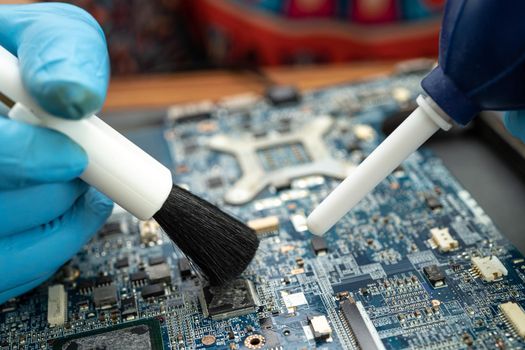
307,95 -> 452,235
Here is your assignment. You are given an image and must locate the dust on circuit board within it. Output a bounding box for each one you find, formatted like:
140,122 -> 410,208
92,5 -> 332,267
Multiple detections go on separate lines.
2,64 -> 525,350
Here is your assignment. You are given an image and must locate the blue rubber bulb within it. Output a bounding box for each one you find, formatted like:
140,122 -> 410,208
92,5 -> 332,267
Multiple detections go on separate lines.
421,0 -> 525,125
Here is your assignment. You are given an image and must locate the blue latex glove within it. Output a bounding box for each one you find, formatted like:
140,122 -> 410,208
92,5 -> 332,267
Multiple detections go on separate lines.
0,3 -> 113,304
504,110 -> 525,143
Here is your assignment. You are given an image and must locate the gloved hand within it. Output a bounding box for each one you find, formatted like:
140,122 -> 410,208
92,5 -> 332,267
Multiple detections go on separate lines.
0,3 -> 113,304
504,110 -> 525,143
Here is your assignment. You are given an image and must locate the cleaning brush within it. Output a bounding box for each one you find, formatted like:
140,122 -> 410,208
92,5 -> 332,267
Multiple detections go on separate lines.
0,45 -> 259,285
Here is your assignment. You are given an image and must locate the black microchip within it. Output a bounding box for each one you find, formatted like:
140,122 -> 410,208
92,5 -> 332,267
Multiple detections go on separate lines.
274,183 -> 292,191
77,279 -> 94,292
130,271 -> 148,283
98,222 -> 121,237
95,276 -> 113,286
141,284 -> 165,299
423,265 -> 446,288
178,257 -> 192,279
265,85 -> 300,106
121,296 -> 136,309
93,284 -> 118,307
121,296 -> 137,319
148,256 -> 166,266
206,177 -> 223,188
311,236 -> 328,256
424,194 -> 443,210
146,263 -> 171,284
199,279 -> 258,320
114,257 -> 129,269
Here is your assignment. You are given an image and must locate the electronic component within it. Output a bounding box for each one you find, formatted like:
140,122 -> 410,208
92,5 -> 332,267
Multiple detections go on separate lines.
282,292 -> 308,313
139,219 -> 161,245
178,257 -> 193,279
148,256 -> 166,266
47,285 -> 67,326
472,256 -> 508,282
95,275 -> 113,286
141,284 -> 165,299
206,176 -> 223,188
265,85 -> 300,106
423,265 -> 446,288
340,298 -> 385,350
311,236 -> 328,256
430,227 -> 459,252
130,271 -> 148,284
247,216 -> 279,236
308,315 -> 332,340
199,279 -> 259,320
51,319 -> 163,350
121,296 -> 138,320
114,257 -> 129,269
93,284 -> 118,308
76,279 -> 94,294
353,124 -> 376,141
291,213 -> 308,232
500,302 -> 525,338
424,194 -> 443,210
168,100 -> 214,124
146,263 -> 172,283
98,222 -> 121,237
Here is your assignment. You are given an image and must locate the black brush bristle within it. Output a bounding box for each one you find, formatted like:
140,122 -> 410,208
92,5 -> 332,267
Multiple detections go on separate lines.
154,185 -> 259,285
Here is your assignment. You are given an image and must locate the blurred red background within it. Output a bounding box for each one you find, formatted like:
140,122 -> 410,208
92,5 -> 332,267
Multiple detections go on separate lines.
42,0 -> 444,75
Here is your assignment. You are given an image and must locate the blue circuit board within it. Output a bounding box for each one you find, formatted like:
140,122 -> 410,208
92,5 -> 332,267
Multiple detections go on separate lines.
1,67 -> 525,350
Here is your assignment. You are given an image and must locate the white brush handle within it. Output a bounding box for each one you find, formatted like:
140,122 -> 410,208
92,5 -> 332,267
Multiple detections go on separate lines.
0,46 -> 172,220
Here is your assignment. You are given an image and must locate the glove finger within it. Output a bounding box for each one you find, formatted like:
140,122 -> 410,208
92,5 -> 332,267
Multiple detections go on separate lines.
0,270 -> 54,305
0,3 -> 109,119
504,110 -> 525,143
0,118 -> 87,190
0,179 -> 88,237
0,188 -> 113,291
